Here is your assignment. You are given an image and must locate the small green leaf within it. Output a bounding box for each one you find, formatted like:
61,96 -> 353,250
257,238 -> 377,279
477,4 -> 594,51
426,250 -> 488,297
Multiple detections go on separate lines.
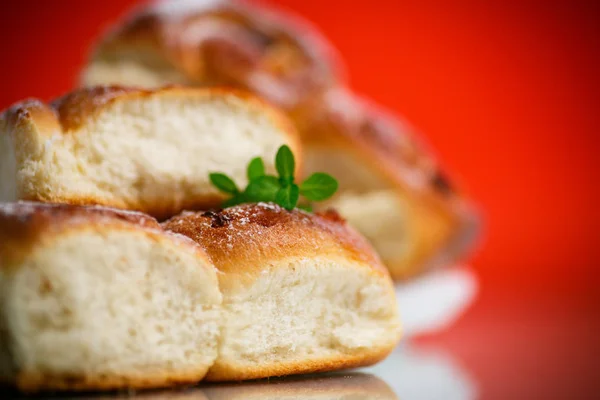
300,173 -> 338,201
247,157 -> 265,181
245,175 -> 281,202
275,183 -> 299,210
222,193 -> 246,208
275,145 -> 295,181
209,173 -> 239,194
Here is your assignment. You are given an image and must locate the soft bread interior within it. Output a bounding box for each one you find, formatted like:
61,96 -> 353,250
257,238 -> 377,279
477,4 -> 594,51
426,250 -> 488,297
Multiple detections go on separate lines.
207,257 -> 400,380
12,94 -> 290,215
0,227 -> 221,388
331,191 -> 455,280
330,191 -> 411,267
83,51 -> 193,89
304,145 -> 389,193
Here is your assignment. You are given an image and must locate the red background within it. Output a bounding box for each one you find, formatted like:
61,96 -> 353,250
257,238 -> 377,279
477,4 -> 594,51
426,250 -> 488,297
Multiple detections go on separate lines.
1,0 -> 598,398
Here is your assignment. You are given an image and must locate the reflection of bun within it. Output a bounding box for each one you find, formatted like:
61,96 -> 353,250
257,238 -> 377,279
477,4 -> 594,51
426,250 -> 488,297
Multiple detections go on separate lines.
162,203 -> 401,382
203,373 -> 398,400
303,88 -> 480,280
81,0 -> 342,132
0,202 -> 221,392
85,373 -> 396,400
0,86 -> 300,219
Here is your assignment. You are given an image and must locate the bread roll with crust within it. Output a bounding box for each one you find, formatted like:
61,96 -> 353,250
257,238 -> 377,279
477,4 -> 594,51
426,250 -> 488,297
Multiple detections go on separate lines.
81,0 -> 342,132
305,88 -> 480,280
0,86 -> 300,219
0,202 -> 222,392
162,203 -> 401,382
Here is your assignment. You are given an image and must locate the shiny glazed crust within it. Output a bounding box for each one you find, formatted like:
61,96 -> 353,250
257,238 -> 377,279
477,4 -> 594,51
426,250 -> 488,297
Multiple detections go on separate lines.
162,203 -> 389,282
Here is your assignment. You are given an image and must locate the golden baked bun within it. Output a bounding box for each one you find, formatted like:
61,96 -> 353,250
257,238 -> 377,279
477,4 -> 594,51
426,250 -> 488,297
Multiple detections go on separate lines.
162,203 -> 401,382
0,86 -> 300,219
0,202 -> 222,392
81,0 -> 342,132
303,88 -> 480,280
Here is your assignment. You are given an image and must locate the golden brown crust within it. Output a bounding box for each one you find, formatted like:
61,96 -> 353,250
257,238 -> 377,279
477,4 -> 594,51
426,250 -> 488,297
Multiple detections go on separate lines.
14,366 -> 209,393
50,86 -> 141,132
89,0 -> 342,115
14,177 -> 228,221
0,201 -> 209,267
3,85 -> 297,135
0,99 -> 61,135
204,345 -> 395,382
307,88 -> 458,203
162,203 -> 389,279
0,201 -> 160,229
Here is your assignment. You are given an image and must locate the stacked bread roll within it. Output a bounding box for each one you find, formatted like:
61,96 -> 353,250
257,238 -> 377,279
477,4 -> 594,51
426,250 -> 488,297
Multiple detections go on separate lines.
81,0 -> 479,280
0,87 -> 400,392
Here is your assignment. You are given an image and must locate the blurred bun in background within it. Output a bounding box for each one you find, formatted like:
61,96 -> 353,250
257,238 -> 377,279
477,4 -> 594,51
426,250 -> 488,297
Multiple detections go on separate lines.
82,0 -> 480,280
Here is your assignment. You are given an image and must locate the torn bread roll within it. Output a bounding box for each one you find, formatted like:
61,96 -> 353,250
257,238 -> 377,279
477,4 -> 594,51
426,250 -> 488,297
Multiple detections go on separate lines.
162,203 -> 401,381
0,202 -> 221,392
303,88 -> 480,280
0,86 -> 300,219
81,0 -> 342,132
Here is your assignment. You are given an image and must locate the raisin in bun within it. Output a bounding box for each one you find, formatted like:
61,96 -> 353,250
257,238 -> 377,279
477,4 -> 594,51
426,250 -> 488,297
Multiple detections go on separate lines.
302,87 -> 480,280
0,202 -> 221,392
0,86 -> 300,219
81,0 -> 343,133
162,203 -> 401,381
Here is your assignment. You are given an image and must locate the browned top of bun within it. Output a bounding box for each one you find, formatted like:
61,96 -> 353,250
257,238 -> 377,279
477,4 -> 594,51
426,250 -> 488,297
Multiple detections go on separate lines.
0,202 -> 160,263
91,0 -> 342,110
162,203 -> 388,278
0,201 -> 159,230
0,202 -> 211,267
1,85 -> 295,136
307,87 -> 458,199
50,86 -> 140,131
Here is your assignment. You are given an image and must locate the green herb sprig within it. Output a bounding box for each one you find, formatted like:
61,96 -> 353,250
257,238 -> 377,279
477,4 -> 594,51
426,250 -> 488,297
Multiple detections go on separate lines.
209,145 -> 338,211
